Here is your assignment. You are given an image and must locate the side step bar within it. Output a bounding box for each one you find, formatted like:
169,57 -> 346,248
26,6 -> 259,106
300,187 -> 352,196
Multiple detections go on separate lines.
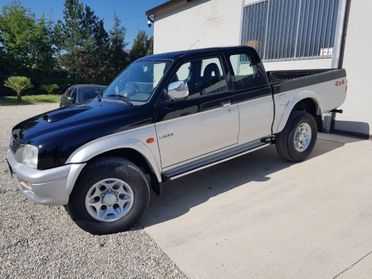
162,141 -> 271,181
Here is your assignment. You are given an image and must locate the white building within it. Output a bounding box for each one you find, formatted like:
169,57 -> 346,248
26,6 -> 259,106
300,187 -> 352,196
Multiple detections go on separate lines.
146,0 -> 372,137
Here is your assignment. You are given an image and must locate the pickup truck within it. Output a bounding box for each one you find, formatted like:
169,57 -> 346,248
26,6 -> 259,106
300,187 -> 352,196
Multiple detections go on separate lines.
6,46 -> 347,234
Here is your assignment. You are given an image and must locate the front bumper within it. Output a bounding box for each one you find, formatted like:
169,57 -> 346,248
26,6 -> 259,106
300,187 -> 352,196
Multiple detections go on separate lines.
6,150 -> 80,206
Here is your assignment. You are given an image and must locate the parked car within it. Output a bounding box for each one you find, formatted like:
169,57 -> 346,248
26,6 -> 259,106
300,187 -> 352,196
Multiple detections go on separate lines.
60,84 -> 106,107
7,46 -> 347,235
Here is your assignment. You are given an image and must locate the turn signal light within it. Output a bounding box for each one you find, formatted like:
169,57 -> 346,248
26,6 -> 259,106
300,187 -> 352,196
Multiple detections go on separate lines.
146,137 -> 155,144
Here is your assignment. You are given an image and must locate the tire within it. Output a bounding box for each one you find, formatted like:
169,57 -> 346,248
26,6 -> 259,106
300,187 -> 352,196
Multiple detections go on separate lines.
66,156 -> 150,235
276,111 -> 317,162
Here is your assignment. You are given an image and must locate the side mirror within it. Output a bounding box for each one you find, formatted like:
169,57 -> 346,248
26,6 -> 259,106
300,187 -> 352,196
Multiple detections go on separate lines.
167,81 -> 189,101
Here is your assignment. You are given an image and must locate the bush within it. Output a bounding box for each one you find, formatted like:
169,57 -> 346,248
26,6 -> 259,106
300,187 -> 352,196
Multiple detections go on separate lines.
4,76 -> 33,101
0,94 -> 60,105
40,84 -> 59,94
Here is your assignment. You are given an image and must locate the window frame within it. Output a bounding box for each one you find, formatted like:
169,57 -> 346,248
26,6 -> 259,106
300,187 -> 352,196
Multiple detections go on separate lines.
64,87 -> 73,97
159,53 -> 234,104
70,88 -> 77,100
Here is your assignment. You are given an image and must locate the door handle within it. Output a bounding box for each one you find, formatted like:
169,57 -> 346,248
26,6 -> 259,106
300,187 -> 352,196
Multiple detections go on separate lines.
221,101 -> 231,107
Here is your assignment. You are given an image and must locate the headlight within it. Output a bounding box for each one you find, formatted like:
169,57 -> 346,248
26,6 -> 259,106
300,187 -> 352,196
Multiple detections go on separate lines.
15,144 -> 38,169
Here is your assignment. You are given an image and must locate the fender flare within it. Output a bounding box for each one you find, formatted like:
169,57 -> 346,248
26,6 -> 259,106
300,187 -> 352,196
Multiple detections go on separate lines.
274,90 -> 323,134
65,136 -> 162,195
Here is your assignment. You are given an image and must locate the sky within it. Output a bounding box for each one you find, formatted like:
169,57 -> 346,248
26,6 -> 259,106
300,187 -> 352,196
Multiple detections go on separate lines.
0,0 -> 166,46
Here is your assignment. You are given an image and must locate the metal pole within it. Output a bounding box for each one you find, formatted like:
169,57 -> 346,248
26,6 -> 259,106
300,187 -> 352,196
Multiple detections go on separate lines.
262,0 -> 271,60
332,0 -> 348,68
325,0 -> 348,133
293,0 -> 302,58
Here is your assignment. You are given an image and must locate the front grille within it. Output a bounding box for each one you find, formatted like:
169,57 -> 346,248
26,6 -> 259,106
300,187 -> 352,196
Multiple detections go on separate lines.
10,135 -> 21,154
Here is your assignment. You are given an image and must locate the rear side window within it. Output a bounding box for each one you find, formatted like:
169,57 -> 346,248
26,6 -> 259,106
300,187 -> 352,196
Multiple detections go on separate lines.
229,53 -> 265,90
169,56 -> 228,99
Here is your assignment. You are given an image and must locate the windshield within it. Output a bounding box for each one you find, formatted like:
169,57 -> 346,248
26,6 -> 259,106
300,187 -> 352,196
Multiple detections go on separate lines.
103,60 -> 172,102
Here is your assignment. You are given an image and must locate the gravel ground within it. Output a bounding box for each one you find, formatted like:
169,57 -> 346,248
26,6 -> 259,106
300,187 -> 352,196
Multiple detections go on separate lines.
0,104 -> 186,279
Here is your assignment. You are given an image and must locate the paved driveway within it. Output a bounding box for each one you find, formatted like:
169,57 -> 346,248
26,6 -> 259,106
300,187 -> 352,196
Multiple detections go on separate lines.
143,134 -> 372,279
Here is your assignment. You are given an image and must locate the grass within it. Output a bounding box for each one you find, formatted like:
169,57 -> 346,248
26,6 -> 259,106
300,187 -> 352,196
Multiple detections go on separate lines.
0,94 -> 60,105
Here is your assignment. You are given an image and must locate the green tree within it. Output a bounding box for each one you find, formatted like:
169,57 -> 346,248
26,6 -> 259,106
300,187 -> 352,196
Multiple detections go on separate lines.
0,30 -> 4,57
0,3 -> 55,74
54,0 -> 84,81
129,30 -> 153,61
40,84 -> 59,94
4,76 -> 33,101
107,15 -> 129,81
55,0 -> 110,83
146,36 -> 154,55
32,17 -> 55,72
0,31 -> 7,72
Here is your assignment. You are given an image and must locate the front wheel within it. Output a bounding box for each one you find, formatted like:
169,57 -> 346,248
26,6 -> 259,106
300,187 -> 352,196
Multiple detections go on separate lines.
66,157 -> 150,235
276,111 -> 317,162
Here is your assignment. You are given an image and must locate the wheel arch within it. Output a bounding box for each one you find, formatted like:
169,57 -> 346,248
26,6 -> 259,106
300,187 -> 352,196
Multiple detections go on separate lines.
65,135 -> 163,197
275,91 -> 323,134
292,98 -> 320,116
80,148 -> 161,195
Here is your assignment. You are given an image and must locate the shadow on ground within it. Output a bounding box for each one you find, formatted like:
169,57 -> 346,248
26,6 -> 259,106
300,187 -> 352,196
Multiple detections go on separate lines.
140,136 -> 360,227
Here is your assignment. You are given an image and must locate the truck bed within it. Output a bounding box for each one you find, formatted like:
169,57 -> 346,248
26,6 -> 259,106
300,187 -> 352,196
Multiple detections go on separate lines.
270,67 -> 347,134
267,68 -> 346,94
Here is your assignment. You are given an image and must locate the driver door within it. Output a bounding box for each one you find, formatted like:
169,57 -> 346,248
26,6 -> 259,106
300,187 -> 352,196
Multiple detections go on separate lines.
154,55 -> 239,168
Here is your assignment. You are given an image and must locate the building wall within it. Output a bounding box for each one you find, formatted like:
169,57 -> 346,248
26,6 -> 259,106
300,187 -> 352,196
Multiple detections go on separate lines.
154,0 -> 333,68
153,0 -> 243,53
154,0 -> 338,70
334,0 -> 372,136
264,58 -> 333,71
153,0 -> 372,136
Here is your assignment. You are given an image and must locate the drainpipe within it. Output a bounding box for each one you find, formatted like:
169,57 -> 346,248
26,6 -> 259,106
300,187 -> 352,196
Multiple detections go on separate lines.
325,0 -> 351,133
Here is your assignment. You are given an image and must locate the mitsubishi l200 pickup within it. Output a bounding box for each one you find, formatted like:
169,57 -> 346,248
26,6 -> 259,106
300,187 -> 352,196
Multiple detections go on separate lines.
6,46 -> 347,234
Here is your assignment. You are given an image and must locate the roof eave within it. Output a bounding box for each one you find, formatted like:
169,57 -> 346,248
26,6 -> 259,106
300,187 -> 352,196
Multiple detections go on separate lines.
145,0 -> 193,16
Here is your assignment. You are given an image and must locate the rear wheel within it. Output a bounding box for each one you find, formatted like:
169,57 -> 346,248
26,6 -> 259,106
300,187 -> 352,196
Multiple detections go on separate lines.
276,111 -> 317,162
67,157 -> 150,235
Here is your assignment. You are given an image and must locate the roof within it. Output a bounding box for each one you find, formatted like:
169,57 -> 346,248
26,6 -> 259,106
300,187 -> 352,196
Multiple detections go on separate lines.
146,0 -> 193,16
138,46 -> 255,61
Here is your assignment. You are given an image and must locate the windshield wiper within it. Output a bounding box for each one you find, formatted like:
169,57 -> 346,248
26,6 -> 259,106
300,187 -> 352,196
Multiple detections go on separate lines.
105,94 -> 133,105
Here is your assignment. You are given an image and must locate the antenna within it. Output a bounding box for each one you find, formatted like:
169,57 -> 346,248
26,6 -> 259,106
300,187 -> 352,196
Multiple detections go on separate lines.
189,39 -> 200,50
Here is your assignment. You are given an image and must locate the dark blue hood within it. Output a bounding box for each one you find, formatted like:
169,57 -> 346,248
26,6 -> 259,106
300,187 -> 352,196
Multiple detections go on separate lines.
12,99 -> 154,169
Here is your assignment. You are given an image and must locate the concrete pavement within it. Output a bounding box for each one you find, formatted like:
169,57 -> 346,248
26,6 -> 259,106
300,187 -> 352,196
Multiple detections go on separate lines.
142,134 -> 372,279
